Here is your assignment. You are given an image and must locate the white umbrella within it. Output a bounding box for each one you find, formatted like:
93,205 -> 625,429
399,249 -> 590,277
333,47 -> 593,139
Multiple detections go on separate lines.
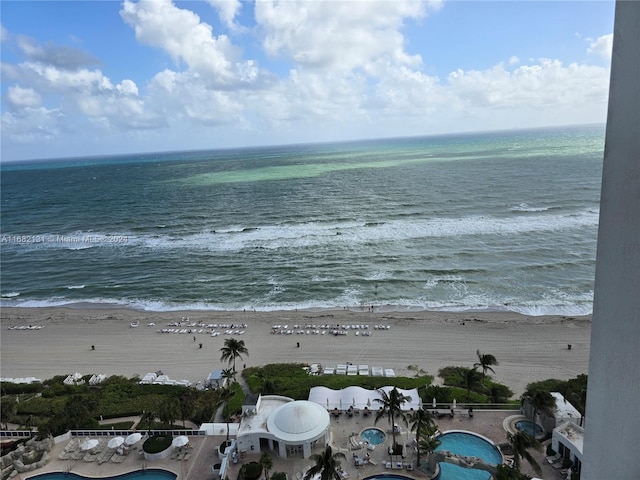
453,399 -> 457,409
367,398 -> 371,407
172,435 -> 189,448
339,398 -> 343,410
125,432 -> 143,446
432,397 -> 437,409
108,437 -> 124,449
81,439 -> 99,451
402,443 -> 407,458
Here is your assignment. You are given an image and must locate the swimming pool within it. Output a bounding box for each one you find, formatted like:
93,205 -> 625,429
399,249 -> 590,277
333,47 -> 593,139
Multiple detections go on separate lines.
434,431 -> 502,480
27,469 -> 176,480
364,474 -> 412,480
515,420 -> 543,437
360,427 -> 387,445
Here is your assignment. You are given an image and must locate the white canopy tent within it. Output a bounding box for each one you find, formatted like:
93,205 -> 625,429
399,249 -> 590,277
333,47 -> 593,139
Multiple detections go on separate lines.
308,386 -> 421,411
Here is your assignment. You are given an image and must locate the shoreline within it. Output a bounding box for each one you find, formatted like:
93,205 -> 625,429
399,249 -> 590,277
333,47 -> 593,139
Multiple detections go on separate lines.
0,306 -> 591,396
0,300 -> 593,318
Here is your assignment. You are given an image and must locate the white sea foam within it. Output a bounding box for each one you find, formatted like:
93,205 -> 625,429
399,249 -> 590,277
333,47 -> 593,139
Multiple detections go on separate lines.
510,203 -> 552,212
1,292 -> 21,298
5,208 -> 597,255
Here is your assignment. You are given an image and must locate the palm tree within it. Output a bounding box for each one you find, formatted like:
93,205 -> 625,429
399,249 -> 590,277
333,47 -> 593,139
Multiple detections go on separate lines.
179,390 -> 198,427
463,367 -> 483,401
260,451 -> 273,480
158,397 -> 181,428
221,367 -> 234,388
140,409 -> 156,433
220,338 -> 249,381
303,445 -> 346,480
521,388 -> 555,425
217,386 -> 234,441
374,387 -> 411,448
474,350 -> 499,384
419,435 -> 441,474
506,431 -> 542,476
409,408 -> 436,467
1,396 -> 18,429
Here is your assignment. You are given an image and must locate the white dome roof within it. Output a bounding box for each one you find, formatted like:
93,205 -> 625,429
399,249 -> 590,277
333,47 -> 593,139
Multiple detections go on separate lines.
267,400 -> 330,442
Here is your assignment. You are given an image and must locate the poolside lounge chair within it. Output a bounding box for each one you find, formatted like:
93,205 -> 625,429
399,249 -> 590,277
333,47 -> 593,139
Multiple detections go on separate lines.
546,453 -> 562,464
350,435 -> 363,450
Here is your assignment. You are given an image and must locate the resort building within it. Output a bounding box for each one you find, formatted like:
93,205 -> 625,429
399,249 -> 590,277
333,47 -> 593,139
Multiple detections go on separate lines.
582,2 -> 640,479
234,396 -> 330,459
552,422 -> 584,476
521,392 -> 582,435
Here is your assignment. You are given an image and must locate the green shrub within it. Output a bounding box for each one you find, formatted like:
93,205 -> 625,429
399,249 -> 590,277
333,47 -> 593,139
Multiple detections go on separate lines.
143,435 -> 173,454
241,461 -> 263,480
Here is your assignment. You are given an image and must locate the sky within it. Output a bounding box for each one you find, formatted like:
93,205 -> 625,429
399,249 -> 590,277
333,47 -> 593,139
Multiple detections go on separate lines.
1,0 -> 615,162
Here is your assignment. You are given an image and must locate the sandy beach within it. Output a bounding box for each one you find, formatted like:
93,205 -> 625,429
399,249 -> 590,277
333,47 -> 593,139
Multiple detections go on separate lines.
0,307 -> 591,396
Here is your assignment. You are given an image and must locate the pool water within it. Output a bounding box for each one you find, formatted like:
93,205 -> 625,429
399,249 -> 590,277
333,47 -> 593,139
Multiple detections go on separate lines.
27,469 -> 176,480
360,427 -> 387,445
434,432 -> 502,480
515,420 -> 543,437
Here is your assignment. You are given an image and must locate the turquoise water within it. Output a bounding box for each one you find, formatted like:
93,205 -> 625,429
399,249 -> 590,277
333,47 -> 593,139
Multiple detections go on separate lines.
360,427 -> 387,445
1,125 -> 603,315
515,420 -> 543,437
435,432 -> 502,480
28,469 -> 176,480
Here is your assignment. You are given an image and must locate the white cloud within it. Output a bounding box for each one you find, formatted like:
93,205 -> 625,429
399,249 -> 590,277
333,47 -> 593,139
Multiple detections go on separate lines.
6,85 -> 42,108
587,34 -> 613,61
448,59 -> 609,108
120,0 -> 261,88
1,1 -> 612,161
255,0 -> 434,73
147,69 -> 243,125
207,0 -> 242,28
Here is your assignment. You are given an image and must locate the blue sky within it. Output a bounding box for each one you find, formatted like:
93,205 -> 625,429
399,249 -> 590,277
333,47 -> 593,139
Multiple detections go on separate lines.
1,1 -> 615,162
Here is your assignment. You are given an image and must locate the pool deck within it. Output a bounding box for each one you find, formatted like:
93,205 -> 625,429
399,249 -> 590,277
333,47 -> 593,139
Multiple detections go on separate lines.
22,410 -> 563,480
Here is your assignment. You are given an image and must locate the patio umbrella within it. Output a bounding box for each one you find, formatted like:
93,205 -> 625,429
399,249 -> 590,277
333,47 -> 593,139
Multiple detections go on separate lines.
108,437 -> 124,449
402,443 -> 407,458
367,398 -> 371,407
125,432 -> 143,446
453,399 -> 457,409
172,435 -> 189,448
339,398 -> 343,410
81,439 -> 99,451
432,397 -> 437,409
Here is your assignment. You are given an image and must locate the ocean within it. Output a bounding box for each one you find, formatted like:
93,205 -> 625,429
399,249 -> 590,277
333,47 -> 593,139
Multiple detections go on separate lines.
0,124 -> 604,316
